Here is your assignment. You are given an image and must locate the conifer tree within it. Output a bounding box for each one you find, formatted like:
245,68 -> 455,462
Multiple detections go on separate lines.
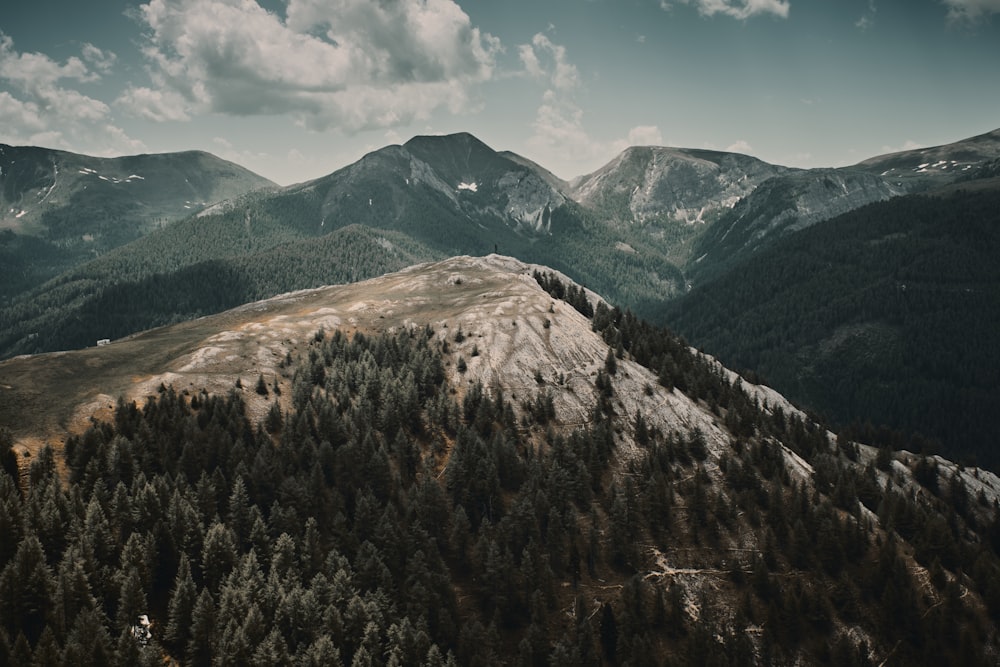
164,554 -> 197,652
0,534 -> 55,646
187,587 -> 216,666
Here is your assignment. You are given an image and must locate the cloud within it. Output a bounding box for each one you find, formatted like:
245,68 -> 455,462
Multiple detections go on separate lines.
0,33 -> 142,155
610,126 -> 665,153
942,0 -> 1000,21
520,34 -> 665,178
0,34 -> 93,89
880,140 -> 924,154
725,139 -> 754,154
81,43 -> 117,74
519,33 -> 579,91
123,0 -> 500,132
520,34 -> 600,174
856,0 -> 877,30
664,0 -> 790,19
116,86 -> 191,122
528,90 -> 591,159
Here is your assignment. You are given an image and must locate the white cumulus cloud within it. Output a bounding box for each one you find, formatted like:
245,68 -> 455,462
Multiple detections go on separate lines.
665,0 -> 790,20
726,139 -> 754,154
519,33 -> 580,91
879,140 -> 924,154
0,33 -> 142,155
121,0 -> 501,132
610,126 -> 665,154
520,33 -> 666,178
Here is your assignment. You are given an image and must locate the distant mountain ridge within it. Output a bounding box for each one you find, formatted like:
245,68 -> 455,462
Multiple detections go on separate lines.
855,128 -> 1000,188
571,146 -> 788,225
5,128 -> 1000,358
0,144 -> 275,300
0,145 -> 275,235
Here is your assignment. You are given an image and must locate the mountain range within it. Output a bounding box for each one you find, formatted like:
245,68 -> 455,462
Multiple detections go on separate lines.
2,128 -> 999,469
2,255 -> 999,665
0,145 -> 275,301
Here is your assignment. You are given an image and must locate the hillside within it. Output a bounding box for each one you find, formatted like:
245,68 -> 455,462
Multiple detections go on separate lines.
684,130 -> 1000,285
0,144 -> 275,300
662,187 -> 1000,469
1,256 -> 999,665
855,128 -> 1000,191
0,134 -> 688,360
0,222 -> 439,359
4,130 -> 1000,473
570,146 -> 789,269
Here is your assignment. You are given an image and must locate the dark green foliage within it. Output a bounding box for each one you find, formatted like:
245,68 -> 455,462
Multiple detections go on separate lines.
533,271 -> 594,318
0,145 -> 274,303
1,323 -> 999,665
665,189 -> 1000,470
0,224 -> 439,359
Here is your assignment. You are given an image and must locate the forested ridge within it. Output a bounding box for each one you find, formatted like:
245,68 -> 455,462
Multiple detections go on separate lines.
2,279 -> 1000,665
0,145 -> 274,304
0,223 -> 438,358
663,188 -> 1000,470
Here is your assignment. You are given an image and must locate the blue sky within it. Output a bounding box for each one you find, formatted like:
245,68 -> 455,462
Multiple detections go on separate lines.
1,0 -> 998,185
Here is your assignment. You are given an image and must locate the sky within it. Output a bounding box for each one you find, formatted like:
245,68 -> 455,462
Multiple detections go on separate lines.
1,0 -> 998,186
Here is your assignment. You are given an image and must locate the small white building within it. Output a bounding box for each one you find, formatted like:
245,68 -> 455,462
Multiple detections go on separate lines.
97,338 -> 111,346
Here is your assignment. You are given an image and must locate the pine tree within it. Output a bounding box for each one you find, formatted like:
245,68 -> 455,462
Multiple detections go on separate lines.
62,607 -> 113,666
164,554 -> 197,652
599,603 -> 618,663
201,522 -> 238,593
29,626 -> 62,667
0,534 -> 55,646
115,567 -> 148,630
187,588 -> 216,666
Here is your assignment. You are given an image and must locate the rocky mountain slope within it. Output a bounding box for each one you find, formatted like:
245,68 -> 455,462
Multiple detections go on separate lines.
681,130 -> 1000,283
2,255 -> 999,665
0,255 -> 663,453
0,144 -> 275,300
8,129 -> 1000,361
571,146 -> 786,227
569,146 -> 789,270
688,168 -> 906,281
285,132 -> 571,244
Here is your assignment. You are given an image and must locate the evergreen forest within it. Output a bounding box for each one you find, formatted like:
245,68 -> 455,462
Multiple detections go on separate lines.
2,281 -> 1000,665
663,189 -> 1000,470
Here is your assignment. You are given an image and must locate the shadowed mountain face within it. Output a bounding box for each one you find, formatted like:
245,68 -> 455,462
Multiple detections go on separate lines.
285,132 -> 570,246
663,187 -> 1000,468
0,144 -> 275,300
2,254 -> 1000,666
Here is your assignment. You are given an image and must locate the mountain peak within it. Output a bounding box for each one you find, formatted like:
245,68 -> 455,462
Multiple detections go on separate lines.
403,131 -> 495,155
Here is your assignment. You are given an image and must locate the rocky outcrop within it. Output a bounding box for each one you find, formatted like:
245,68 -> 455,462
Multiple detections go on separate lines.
571,146 -> 788,226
